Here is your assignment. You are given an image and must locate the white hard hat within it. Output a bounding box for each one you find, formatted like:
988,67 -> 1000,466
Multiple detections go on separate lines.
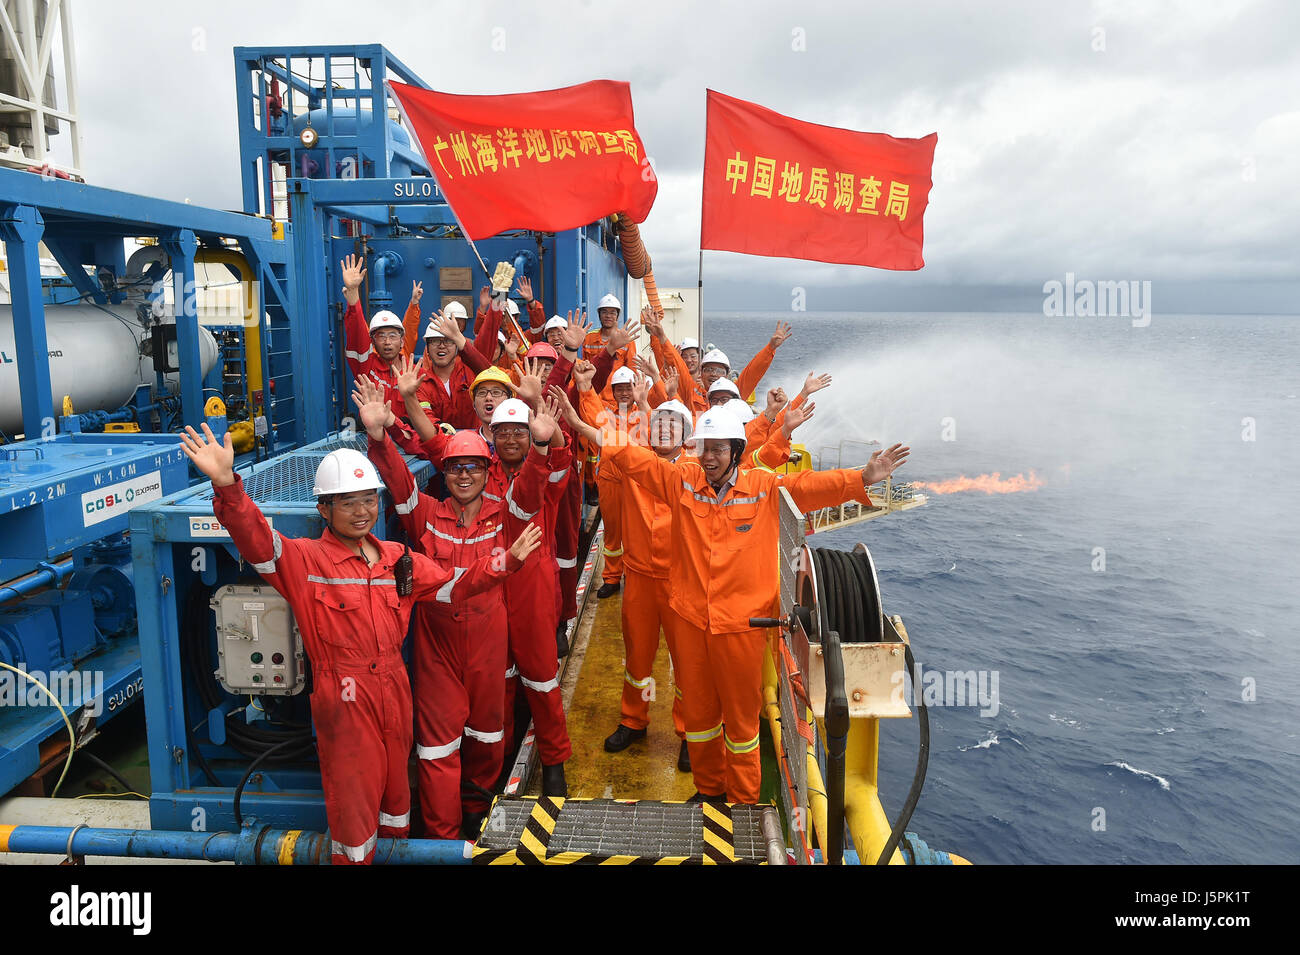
651,399 -> 694,442
722,398 -> 755,423
610,366 -> 637,386
312,448 -> 385,496
543,315 -> 569,332
443,301 -> 468,321
368,310 -> 403,334
498,331 -> 508,345
707,378 -> 741,398
490,397 -> 531,428
689,407 -> 747,443
506,299 -> 520,317
679,337 -> 700,352
700,348 -> 729,370
598,293 -> 622,313
424,324 -> 448,340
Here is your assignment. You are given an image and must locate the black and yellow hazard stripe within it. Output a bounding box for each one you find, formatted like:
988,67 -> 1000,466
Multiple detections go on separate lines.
701,802 -> 736,864
472,796 -> 764,865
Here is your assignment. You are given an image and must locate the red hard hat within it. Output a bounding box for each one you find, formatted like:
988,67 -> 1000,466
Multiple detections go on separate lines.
526,342 -> 559,362
440,429 -> 492,465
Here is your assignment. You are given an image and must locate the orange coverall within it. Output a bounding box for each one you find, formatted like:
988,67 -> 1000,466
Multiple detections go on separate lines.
603,442 -> 872,803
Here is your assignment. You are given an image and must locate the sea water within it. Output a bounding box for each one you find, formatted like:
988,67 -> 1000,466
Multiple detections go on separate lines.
702,309 -> 1300,864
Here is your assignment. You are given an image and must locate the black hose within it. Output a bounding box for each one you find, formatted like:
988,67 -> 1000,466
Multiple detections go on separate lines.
876,641 -> 929,865
76,749 -> 136,795
233,736 -> 310,829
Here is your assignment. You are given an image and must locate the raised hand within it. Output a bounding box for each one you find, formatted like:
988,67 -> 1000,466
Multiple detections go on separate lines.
479,286 -> 491,311
503,335 -> 523,363
560,310 -> 591,352
352,375 -> 395,437
410,280 -> 423,305
769,321 -> 793,350
516,356 -> 544,405
430,312 -> 466,349
640,305 -> 666,341
782,400 -> 814,438
179,423 -> 235,486
765,386 -> 789,417
516,275 -> 533,303
340,254 -> 366,303
571,358 -> 596,390
631,373 -> 651,408
529,400 -> 557,445
547,385 -> 581,429
801,371 -> 833,397
606,318 -> 642,353
635,353 -> 659,385
509,523 -> 544,563
663,364 -> 679,399
392,353 -> 426,400
861,443 -> 911,485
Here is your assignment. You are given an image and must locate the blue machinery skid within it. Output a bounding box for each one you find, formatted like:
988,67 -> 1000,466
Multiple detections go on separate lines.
0,44 -> 631,805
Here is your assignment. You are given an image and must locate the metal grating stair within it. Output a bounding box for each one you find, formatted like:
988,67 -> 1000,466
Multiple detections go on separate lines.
474,797 -> 782,865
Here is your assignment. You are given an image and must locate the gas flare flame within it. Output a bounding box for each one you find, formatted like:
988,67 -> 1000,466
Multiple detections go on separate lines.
912,471 -> 1044,495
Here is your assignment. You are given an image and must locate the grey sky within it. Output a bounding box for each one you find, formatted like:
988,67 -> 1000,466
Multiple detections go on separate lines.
68,0 -> 1300,311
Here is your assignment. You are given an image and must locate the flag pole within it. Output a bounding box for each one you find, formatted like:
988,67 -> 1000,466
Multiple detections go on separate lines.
696,248 -> 704,344
386,81 -> 490,278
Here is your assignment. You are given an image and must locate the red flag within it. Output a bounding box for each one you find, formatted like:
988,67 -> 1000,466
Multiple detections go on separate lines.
389,80 -> 656,240
701,90 -> 936,270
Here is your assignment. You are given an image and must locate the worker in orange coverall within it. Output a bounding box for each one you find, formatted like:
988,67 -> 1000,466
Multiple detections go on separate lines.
181,423 -> 540,863
599,407 -> 911,804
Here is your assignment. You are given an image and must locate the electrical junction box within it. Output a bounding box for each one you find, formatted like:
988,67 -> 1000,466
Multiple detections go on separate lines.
210,584 -> 305,696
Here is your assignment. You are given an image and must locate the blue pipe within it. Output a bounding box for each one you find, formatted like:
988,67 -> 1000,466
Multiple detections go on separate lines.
0,822 -> 473,865
0,559 -> 74,605
368,250 -> 403,311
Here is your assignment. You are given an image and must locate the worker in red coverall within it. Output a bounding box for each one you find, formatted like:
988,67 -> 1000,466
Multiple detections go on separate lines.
390,356 -> 575,797
486,395 -> 574,797
181,423 -> 541,863
354,375 -> 560,840
515,316 -> 620,656
412,308 -> 498,432
338,254 -> 424,423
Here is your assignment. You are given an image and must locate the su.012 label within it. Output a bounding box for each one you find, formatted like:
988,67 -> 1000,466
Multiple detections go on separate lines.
107,676 -> 144,712
392,180 -> 435,199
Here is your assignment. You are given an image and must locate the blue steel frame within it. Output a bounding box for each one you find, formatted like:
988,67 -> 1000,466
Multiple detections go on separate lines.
0,166 -> 292,444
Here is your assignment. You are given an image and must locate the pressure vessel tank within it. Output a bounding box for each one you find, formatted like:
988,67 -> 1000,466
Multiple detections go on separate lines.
0,305 -> 218,434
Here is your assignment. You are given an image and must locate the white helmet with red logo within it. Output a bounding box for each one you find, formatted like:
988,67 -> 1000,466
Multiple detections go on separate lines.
368,310 -> 404,334
489,398 -> 532,428
312,448 -> 385,496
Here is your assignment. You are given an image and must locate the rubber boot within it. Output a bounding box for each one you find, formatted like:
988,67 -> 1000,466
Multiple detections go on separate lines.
541,762 -> 568,798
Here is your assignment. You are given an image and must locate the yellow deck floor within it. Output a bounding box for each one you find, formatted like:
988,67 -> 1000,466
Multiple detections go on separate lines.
537,586 -> 697,801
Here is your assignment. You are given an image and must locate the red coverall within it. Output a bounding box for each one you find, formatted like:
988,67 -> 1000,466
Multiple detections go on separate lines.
211,475 -> 517,863
602,442 -> 871,803
488,443 -> 574,766
537,348 -> 615,624
368,434 -> 546,838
